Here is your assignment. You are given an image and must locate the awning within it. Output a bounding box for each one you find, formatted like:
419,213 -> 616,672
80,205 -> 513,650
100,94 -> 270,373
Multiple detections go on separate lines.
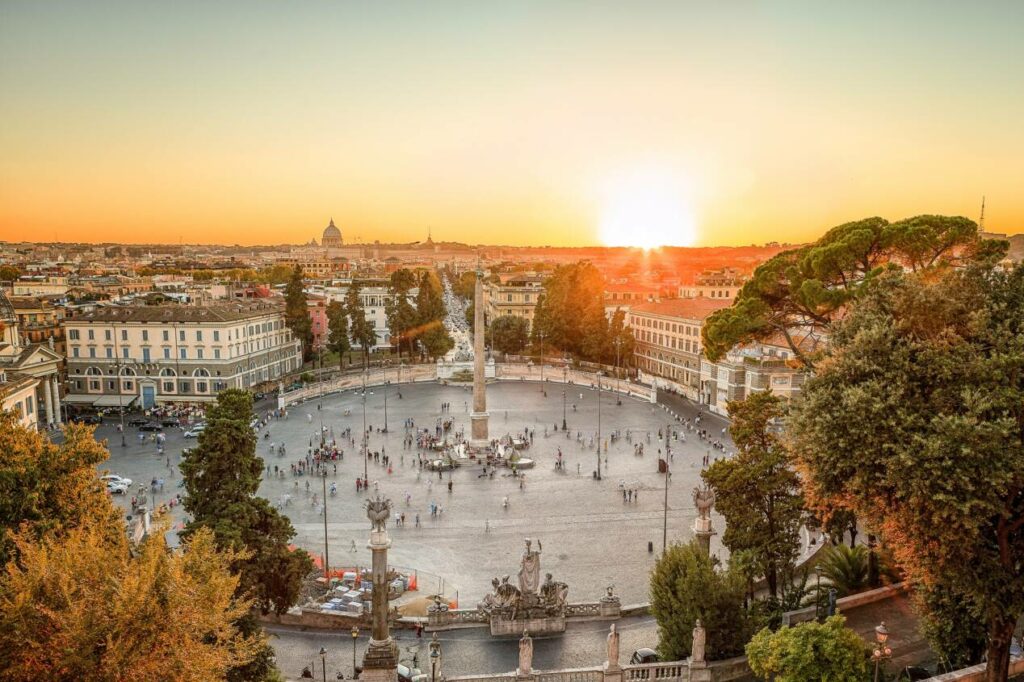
156,395 -> 215,403
63,394 -> 97,405
92,394 -> 138,408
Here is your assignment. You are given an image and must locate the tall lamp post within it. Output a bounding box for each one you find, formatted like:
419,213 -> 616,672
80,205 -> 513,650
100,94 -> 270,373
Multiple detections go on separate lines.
538,329 -> 545,391
350,626 -> 359,679
321,468 -> 330,581
362,366 -> 368,482
429,633 -> 441,682
561,363 -> 568,430
596,371 -> 603,481
113,322 -> 127,447
614,337 -> 623,406
871,622 -> 892,682
662,421 -> 671,554
319,646 -> 327,682
382,360 -> 389,433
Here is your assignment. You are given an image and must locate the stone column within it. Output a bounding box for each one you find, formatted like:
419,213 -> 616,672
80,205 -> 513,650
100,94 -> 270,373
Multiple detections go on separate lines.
361,513 -> 398,681
51,376 -> 62,424
470,263 -> 489,446
43,377 -> 54,427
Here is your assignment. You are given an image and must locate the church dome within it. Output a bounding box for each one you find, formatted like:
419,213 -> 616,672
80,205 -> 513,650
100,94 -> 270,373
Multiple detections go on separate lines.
322,218 -> 343,247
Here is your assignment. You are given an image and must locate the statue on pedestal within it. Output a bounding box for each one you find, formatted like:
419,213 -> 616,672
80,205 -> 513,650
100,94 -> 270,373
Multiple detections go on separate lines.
366,495 -> 391,532
691,619 -> 706,664
606,624 -> 620,668
518,630 -> 533,676
518,538 -> 542,594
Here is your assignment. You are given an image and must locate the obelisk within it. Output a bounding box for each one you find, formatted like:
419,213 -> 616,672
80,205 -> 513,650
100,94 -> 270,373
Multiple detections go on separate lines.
361,497 -> 399,681
470,260 -> 489,446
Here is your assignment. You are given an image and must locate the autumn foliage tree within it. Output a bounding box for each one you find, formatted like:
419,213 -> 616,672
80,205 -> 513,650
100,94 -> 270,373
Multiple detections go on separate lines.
746,615 -> 870,682
789,263 -> 1024,681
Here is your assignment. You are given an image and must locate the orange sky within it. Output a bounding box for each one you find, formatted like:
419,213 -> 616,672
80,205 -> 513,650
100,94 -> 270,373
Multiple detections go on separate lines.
1,2 -> 1022,247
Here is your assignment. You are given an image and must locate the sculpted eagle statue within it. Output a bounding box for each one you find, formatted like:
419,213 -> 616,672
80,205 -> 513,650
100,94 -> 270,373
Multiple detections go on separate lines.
366,495 -> 392,532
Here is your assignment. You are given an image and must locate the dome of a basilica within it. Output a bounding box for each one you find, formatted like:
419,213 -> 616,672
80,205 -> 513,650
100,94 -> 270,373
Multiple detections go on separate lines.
321,218 -> 343,247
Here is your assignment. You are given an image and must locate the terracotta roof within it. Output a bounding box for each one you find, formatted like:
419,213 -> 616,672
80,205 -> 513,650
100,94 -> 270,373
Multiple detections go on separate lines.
69,301 -> 285,323
628,298 -> 732,321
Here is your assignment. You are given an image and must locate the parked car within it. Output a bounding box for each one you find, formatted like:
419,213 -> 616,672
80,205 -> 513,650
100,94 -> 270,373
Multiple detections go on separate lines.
127,417 -> 149,427
70,413 -> 103,425
106,480 -> 129,495
184,424 -> 206,438
100,474 -> 133,487
138,422 -> 163,432
630,649 -> 658,664
161,417 -> 181,427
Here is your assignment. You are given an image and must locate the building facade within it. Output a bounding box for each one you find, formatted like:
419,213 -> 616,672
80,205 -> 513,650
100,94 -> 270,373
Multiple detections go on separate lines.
313,281 -> 418,349
62,301 -> 302,408
678,267 -> 746,301
699,337 -> 812,416
628,298 -> 732,399
0,292 -> 63,429
482,276 -> 544,331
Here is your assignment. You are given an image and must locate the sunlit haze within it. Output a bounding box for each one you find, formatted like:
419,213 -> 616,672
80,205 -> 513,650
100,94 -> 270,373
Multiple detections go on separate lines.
2,1 -> 1023,246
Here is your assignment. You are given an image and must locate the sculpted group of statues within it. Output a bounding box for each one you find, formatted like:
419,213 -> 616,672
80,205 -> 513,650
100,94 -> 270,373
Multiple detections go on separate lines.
479,539 -> 569,619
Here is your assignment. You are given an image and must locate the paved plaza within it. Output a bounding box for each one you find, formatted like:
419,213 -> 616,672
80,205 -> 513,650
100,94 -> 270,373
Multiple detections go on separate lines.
95,379 -> 732,607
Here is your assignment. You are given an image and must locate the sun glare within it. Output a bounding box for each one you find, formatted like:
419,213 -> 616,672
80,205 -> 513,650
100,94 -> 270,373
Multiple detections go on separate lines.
599,169 -> 698,249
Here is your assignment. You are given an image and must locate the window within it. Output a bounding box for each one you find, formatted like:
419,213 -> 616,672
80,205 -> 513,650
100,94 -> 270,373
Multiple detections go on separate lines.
142,348 -> 150,362
214,348 -> 221,359
121,329 -> 128,340
179,348 -> 187,359
213,330 -> 220,342
89,348 -> 96,358
162,330 -> 169,341
163,348 -> 171,359
104,329 -> 111,341
25,396 -> 34,415
105,348 -> 113,358
142,330 -> 149,342
196,348 -> 204,360
87,329 -> 94,341
69,329 -> 80,341
163,381 -> 174,392
122,347 -> 129,359
108,380 -> 115,390
179,381 -> 190,393
197,381 -> 208,392
72,347 -> 80,358
124,381 -> 133,391
178,329 -> 185,341
89,380 -> 100,391
196,330 -> 203,342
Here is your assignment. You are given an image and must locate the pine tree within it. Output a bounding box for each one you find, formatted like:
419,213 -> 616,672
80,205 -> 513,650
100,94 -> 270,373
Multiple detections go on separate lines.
326,300 -> 351,370
284,265 -> 312,361
345,281 -> 376,367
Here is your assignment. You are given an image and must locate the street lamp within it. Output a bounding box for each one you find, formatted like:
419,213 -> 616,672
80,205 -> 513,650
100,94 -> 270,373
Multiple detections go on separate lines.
321,469 -> 330,581
362,367 -> 368,483
596,371 -> 602,481
662,422 -> 670,554
382,360 -> 389,433
350,626 -> 359,679
429,632 -> 441,682
871,622 -> 892,682
614,337 -> 622,406
319,646 -> 327,682
538,329 -> 545,391
561,363 -> 568,430
113,321 -> 126,447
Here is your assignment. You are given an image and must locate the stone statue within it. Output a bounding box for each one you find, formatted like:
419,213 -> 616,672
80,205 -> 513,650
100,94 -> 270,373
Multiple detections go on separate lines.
540,572 -> 568,611
692,486 -> 715,519
606,624 -> 620,667
691,619 -> 706,663
518,630 -> 533,675
518,538 -> 542,594
365,495 -> 391,532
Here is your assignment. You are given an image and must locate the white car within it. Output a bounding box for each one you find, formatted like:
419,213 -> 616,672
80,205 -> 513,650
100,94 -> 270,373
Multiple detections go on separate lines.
106,480 -> 129,495
183,424 -> 206,438
100,474 -> 133,487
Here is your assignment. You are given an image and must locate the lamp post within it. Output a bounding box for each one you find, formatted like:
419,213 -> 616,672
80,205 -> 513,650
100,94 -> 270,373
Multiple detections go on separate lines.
113,322 -> 126,447
321,468 -> 330,580
614,337 -> 622,406
319,646 -> 327,682
871,622 -> 892,682
362,367 -> 368,482
562,363 -> 568,430
350,626 -> 359,679
538,329 -> 545,391
596,371 -> 603,481
429,632 -> 441,682
382,360 -> 389,433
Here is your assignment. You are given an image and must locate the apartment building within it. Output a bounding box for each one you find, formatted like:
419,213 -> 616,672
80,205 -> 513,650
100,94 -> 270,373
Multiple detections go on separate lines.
482,275 -> 544,331
628,298 -> 732,399
678,267 -> 746,301
63,301 -> 302,408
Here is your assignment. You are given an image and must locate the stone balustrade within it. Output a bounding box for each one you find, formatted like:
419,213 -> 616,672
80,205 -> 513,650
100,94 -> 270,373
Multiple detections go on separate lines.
535,667 -> 606,682
622,661 -> 687,682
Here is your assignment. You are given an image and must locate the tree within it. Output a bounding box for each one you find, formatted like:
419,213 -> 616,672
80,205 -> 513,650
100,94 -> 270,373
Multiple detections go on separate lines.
490,315 -> 529,355
746,615 -> 871,682
915,582 -> 988,672
180,390 -> 313,616
607,308 -> 636,371
701,215 -> 1005,367
0,524 -> 262,681
0,265 -> 20,282
702,391 -> 803,599
415,270 -> 446,327
419,321 -> 454,360
532,262 -> 609,363
788,263 -> 1024,681
815,544 -> 871,597
0,415 -> 119,567
649,541 -> 752,662
345,281 -> 376,367
284,265 -> 312,360
326,300 -> 351,370
385,270 -> 419,358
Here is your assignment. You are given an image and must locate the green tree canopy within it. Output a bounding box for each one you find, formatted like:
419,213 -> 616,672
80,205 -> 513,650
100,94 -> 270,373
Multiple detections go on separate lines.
702,215 -> 1006,366
419,321 -> 454,360
649,541 -> 752,662
180,390 -> 313,616
284,265 -> 312,360
788,263 -> 1024,679
490,315 -> 529,355
326,300 -> 351,369
345,281 -> 376,366
532,262 -> 611,363
746,615 -> 870,682
415,270 -> 446,326
702,391 -> 803,599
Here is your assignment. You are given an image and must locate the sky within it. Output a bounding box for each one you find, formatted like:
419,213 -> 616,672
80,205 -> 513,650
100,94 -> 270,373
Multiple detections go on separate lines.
1,1 -> 1022,247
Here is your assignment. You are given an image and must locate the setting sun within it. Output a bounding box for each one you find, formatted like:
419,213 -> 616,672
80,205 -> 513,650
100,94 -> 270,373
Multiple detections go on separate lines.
598,169 -> 698,249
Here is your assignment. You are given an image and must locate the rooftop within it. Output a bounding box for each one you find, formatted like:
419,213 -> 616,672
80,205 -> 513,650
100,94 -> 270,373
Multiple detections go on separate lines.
68,301 -> 285,323
630,297 -> 732,321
